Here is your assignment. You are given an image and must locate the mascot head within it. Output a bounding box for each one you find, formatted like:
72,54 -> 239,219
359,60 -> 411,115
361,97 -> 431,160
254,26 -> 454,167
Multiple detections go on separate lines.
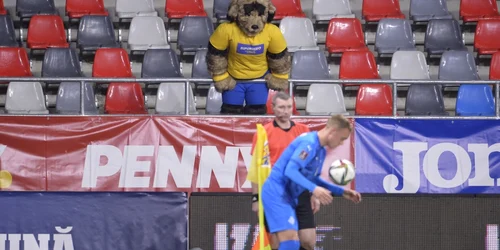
227,0 -> 276,37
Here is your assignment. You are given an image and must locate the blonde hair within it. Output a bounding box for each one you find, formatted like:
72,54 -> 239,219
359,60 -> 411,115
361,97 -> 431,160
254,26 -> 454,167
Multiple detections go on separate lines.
326,115 -> 352,131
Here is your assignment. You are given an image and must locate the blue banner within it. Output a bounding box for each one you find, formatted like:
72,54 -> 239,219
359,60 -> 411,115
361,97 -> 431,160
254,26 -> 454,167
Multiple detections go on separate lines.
355,119 -> 500,194
0,192 -> 187,250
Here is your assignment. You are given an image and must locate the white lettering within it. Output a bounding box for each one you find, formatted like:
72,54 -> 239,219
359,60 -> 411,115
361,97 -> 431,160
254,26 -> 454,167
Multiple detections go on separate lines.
53,226 -> 74,250
0,227 -> 75,250
196,146 -> 240,188
23,234 -> 49,250
0,144 -> 6,157
423,143 -> 471,188
119,146 -> 154,188
0,234 -> 5,250
153,146 -> 196,188
468,144 -> 500,186
214,223 -> 228,250
384,142 -> 427,193
486,224 -> 499,250
7,234 -> 20,250
230,224 -> 251,250
240,146 -> 253,189
82,145 -> 123,188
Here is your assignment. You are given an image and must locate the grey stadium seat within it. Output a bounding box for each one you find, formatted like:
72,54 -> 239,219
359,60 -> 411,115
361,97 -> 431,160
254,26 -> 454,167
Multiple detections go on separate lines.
424,19 -> 467,55
16,0 -> 57,19
375,18 -> 416,55
127,16 -> 170,52
77,15 -> 120,52
213,0 -> 230,21
291,50 -> 330,86
438,51 -> 480,81
155,82 -> 197,115
42,48 -> 83,77
141,49 -> 182,78
409,0 -> 453,22
177,16 -> 214,56
5,82 -> 49,114
56,82 -> 99,114
405,84 -> 448,116
0,15 -> 19,47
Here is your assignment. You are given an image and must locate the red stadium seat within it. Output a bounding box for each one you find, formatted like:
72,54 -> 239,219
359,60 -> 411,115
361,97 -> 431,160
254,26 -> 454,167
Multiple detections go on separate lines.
0,0 -> 7,15
339,51 -> 379,86
66,0 -> 108,19
489,51 -> 500,79
325,18 -> 368,54
362,0 -> 405,22
165,0 -> 207,19
355,84 -> 393,116
474,19 -> 500,55
272,0 -> 306,20
92,48 -> 133,78
0,48 -> 32,83
27,15 -> 68,49
105,83 -> 147,114
266,89 -> 300,115
459,0 -> 500,23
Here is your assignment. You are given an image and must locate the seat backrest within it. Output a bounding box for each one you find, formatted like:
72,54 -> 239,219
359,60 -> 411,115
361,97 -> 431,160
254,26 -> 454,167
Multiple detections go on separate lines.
0,47 -> 32,77
0,0 -> 7,14
142,49 -> 181,78
290,50 -> 330,84
325,18 -> 366,53
340,51 -> 379,79
155,82 -> 197,114
438,51 -> 480,80
205,83 -> 222,114
474,19 -> 500,54
272,0 -> 305,19
177,16 -> 214,51
56,81 -> 98,114
105,82 -> 147,114
460,0 -> 499,21
213,0 -> 230,19
362,0 -> 405,21
192,49 -> 211,79
390,51 -> 430,79
93,48 -> 132,77
280,17 -> 317,50
489,51 -> 500,79
77,15 -> 118,49
306,84 -> 347,115
410,0 -> 451,20
165,0 -> 206,18
128,16 -> 168,47
424,19 -> 465,53
5,81 -> 49,114
42,48 -> 82,77
375,18 -> 415,53
313,0 -> 353,17
66,0 -> 108,18
0,15 -> 18,47
456,84 -> 495,116
16,0 -> 57,18
355,84 -> 393,115
115,0 -> 156,16
27,15 -> 68,49
405,84 -> 447,116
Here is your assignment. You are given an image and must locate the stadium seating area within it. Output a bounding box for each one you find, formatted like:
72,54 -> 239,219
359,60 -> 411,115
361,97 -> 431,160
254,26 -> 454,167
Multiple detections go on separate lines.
0,0 -> 498,115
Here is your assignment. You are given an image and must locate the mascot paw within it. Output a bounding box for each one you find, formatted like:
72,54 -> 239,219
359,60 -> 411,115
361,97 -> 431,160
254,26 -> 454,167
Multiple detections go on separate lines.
265,74 -> 289,91
214,76 -> 237,92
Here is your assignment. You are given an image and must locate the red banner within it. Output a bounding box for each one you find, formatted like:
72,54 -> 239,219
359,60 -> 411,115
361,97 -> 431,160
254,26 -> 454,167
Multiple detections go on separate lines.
0,116 -> 354,192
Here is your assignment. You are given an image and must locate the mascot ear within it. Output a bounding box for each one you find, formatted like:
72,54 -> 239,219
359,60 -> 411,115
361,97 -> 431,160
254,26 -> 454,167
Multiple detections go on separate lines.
227,0 -> 239,22
267,1 -> 276,23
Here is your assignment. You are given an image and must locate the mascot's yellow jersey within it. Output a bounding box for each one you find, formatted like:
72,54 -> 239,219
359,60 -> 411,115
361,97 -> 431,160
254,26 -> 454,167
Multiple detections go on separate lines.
209,22 -> 287,80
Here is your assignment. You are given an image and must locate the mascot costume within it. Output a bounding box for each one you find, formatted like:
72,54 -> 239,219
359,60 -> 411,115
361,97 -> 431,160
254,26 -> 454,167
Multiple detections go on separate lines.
206,0 -> 291,114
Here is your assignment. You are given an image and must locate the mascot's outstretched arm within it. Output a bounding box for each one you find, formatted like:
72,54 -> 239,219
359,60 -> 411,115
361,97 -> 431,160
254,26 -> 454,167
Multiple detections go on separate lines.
265,48 -> 291,91
206,42 -> 236,92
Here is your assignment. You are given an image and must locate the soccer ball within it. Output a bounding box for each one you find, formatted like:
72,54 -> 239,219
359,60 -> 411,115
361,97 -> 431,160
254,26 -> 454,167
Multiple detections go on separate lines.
328,159 -> 355,186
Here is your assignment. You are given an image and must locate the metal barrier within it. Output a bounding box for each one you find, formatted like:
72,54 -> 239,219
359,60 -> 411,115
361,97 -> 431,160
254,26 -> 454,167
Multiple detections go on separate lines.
0,77 -> 498,118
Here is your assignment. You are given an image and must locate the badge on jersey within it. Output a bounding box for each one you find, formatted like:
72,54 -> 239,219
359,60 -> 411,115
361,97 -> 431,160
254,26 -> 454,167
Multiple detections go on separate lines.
299,150 -> 308,160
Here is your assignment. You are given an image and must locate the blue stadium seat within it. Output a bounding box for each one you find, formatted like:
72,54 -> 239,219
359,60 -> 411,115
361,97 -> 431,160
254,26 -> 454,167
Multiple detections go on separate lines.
438,51 -> 479,81
291,50 -> 330,86
42,48 -> 83,77
141,49 -> 182,78
177,16 -> 214,56
16,0 -> 57,19
56,82 -> 99,114
405,84 -> 448,116
424,19 -> 467,55
409,0 -> 453,22
77,15 -> 120,52
456,85 -> 495,116
375,18 -> 416,55
213,0 -> 230,21
0,15 -> 18,47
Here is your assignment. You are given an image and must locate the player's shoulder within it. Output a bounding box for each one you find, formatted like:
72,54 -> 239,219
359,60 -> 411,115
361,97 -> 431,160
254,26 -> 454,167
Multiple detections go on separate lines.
295,131 -> 318,146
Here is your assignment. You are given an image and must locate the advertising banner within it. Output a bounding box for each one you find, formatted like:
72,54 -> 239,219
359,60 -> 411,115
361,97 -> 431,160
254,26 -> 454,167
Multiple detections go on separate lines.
355,119 -> 500,194
0,116 -> 354,192
189,194 -> 500,250
0,192 -> 188,250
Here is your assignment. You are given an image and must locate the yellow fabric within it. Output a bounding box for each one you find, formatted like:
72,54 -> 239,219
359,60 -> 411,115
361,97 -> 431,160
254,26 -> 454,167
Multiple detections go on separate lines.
248,124 -> 272,250
212,72 -> 230,82
271,72 -> 289,79
209,22 -> 288,80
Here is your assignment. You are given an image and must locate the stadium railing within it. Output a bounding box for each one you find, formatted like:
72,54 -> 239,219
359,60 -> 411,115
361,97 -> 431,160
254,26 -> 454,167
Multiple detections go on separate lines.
0,77 -> 498,118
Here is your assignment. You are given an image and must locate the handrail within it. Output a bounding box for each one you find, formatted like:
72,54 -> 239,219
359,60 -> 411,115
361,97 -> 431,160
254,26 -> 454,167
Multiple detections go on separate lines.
0,77 -> 498,118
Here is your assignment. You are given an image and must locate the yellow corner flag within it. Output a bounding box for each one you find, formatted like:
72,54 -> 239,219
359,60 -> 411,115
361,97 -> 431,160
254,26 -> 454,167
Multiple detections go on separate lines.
248,124 -> 272,250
